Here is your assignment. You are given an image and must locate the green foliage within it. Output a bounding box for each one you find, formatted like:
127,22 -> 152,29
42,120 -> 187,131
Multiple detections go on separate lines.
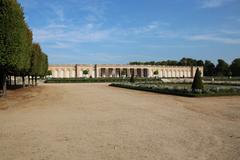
192,68 -> 204,92
0,0 -> 27,71
30,44 -> 48,77
0,0 -> 49,95
47,70 -> 52,76
216,59 -> 229,76
83,70 -> 89,75
110,83 -> 240,97
39,53 -> 48,76
129,58 -> 204,70
204,60 -> 215,76
30,43 -> 41,76
230,58 -> 240,76
130,74 -> 135,83
175,58 -> 204,66
129,57 -> 240,77
153,70 -> 159,75
18,26 -> 33,76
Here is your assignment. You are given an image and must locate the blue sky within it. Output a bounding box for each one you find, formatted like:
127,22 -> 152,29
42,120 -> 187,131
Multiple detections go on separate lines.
18,0 -> 240,64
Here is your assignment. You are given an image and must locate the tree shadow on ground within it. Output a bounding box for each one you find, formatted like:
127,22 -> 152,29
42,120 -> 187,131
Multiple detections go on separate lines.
0,85 -> 32,97
7,85 -> 24,90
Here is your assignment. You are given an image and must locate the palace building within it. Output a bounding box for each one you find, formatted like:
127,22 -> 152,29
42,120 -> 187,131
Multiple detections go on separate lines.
48,64 -> 203,78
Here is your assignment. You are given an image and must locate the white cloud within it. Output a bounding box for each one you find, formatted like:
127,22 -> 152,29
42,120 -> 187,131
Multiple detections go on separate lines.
78,0 -> 110,23
187,34 -> 240,44
33,27 -> 111,43
220,29 -> 240,35
201,0 -> 234,8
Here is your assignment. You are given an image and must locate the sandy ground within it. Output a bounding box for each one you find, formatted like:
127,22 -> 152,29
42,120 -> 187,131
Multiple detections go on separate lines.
0,83 -> 240,160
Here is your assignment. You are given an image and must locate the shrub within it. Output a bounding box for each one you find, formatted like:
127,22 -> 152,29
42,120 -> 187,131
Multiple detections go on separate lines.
192,68 -> 204,92
130,74 -> 135,83
83,70 -> 89,75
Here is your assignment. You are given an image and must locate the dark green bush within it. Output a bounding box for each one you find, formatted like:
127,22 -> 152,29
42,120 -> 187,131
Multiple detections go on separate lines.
192,68 -> 204,92
130,74 -> 135,83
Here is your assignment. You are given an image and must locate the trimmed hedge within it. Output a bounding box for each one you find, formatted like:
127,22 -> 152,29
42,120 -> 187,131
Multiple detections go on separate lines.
203,76 -> 240,81
45,77 -> 162,83
109,83 -> 240,97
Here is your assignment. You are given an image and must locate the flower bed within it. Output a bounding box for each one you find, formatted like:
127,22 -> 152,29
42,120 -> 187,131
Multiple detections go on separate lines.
109,82 -> 240,97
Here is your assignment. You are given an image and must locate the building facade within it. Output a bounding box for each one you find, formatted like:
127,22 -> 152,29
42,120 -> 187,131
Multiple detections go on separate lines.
49,64 -> 204,78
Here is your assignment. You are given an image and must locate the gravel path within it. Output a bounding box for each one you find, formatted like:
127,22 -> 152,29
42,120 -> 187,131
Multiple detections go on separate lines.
0,83 -> 240,160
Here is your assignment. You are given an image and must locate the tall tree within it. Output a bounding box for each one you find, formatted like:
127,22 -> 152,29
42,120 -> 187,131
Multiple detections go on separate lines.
215,59 -> 229,76
178,58 -> 197,66
196,60 -> 204,66
19,26 -> 33,88
204,60 -> 215,76
0,0 -> 28,96
30,43 -> 41,86
230,58 -> 240,76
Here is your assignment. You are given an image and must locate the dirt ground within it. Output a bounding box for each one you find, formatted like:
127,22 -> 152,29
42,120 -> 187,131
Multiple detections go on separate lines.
0,83 -> 240,160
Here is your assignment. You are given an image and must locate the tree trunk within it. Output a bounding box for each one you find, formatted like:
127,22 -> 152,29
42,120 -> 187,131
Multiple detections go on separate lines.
0,73 -> 7,96
35,76 -> 37,86
22,76 -> 25,88
9,76 -> 12,86
28,76 -> 30,87
32,76 -> 34,86
14,76 -> 17,86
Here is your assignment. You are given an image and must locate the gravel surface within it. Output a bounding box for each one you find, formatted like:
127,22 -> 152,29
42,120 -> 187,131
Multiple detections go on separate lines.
0,83 -> 240,160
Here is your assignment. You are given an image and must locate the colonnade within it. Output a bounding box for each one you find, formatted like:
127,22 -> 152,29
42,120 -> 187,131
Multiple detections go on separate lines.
49,64 -> 203,78
97,68 -> 149,78
52,69 -> 75,78
152,69 -> 192,78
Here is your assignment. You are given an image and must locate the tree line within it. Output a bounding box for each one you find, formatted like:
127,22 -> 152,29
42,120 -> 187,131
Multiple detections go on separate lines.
0,0 -> 48,96
129,57 -> 240,77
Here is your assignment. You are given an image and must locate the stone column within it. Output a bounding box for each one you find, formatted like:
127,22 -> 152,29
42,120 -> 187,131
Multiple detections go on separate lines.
141,69 -> 144,77
63,69 -> 66,78
112,68 -> 116,77
148,69 -> 152,77
191,66 -> 194,78
98,68 -> 101,78
127,68 -> 131,77
134,68 -> 137,76
91,70 -> 95,78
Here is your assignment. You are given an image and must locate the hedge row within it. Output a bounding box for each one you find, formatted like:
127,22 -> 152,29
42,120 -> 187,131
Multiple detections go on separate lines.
45,77 -> 162,83
109,83 -> 240,97
0,0 -> 48,96
203,76 -> 240,81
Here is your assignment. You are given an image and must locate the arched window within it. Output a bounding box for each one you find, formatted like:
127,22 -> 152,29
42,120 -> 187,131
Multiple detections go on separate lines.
65,70 -> 70,78
70,70 -> 75,78
168,70 -> 172,77
159,70 -> 163,77
172,70 -> 176,77
176,70 -> 180,77
59,70 -> 64,78
53,70 -> 58,78
180,71 -> 184,77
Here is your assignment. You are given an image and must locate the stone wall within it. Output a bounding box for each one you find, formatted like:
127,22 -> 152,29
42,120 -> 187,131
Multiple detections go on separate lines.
48,64 -> 204,78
